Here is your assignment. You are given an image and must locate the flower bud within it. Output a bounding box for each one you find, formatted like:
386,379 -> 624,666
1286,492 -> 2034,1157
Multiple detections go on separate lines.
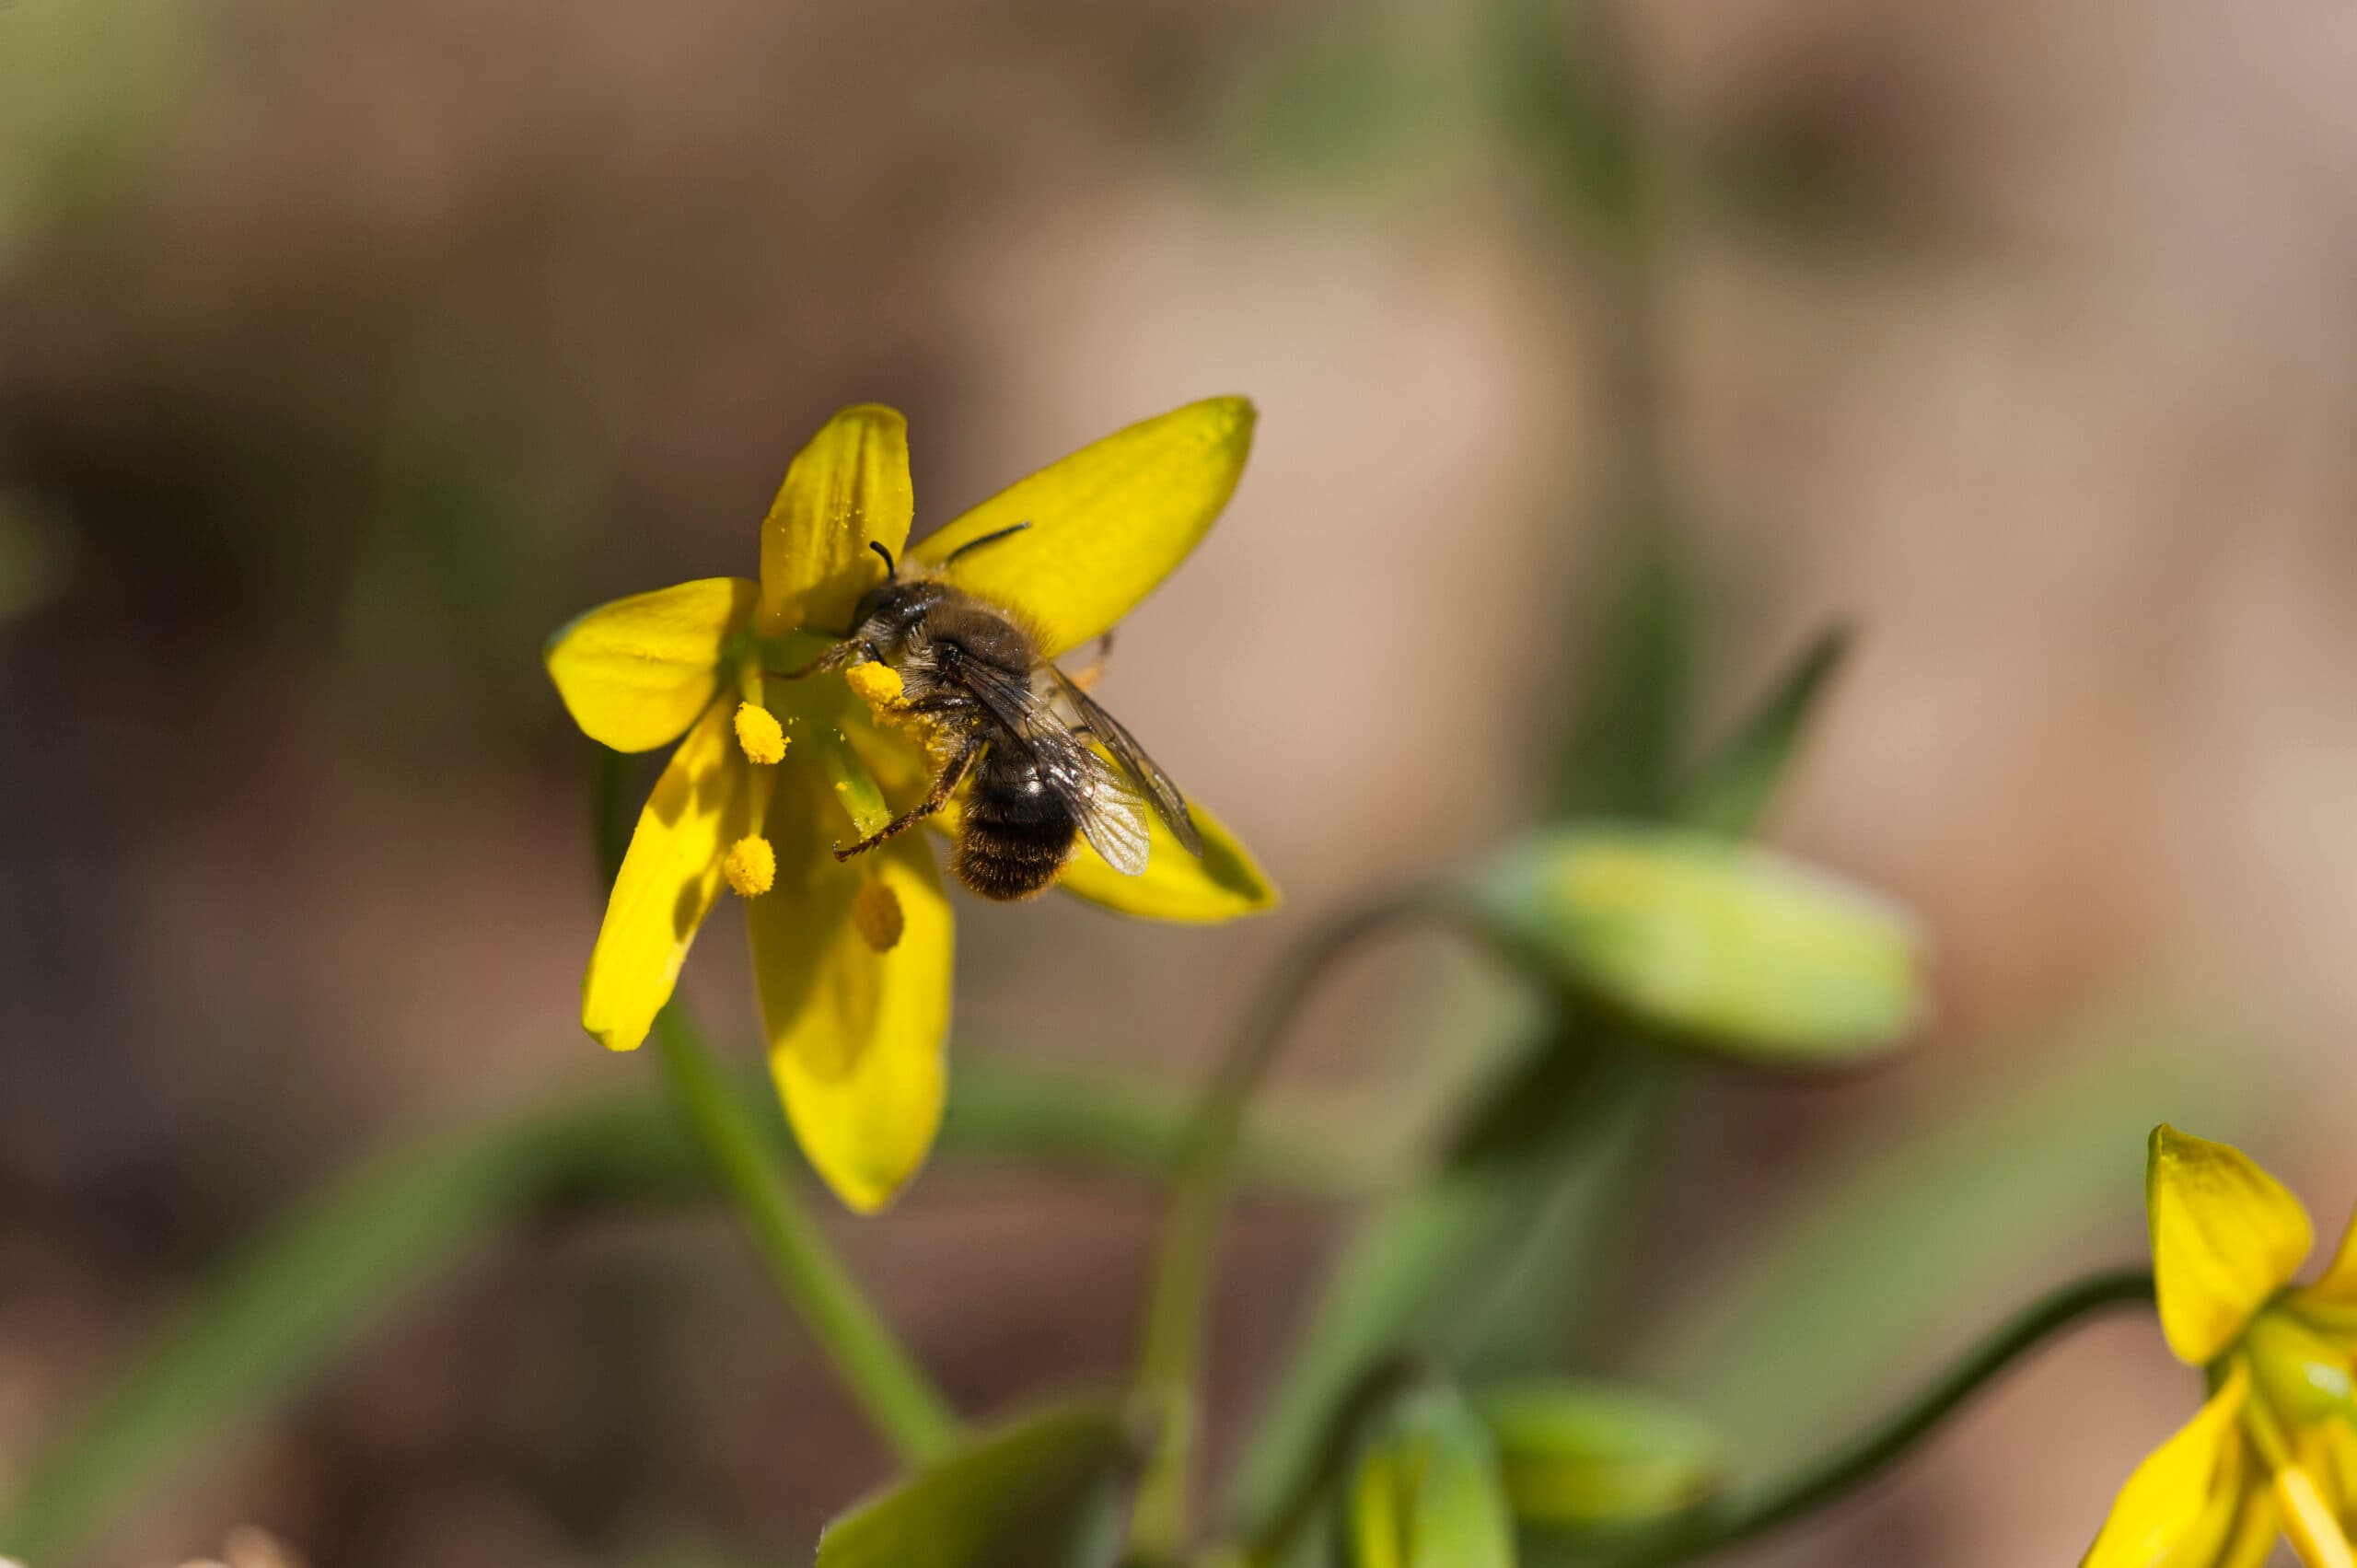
1471,1377 -> 1723,1527
1342,1382 -> 1515,1568
1466,826 -> 1924,1065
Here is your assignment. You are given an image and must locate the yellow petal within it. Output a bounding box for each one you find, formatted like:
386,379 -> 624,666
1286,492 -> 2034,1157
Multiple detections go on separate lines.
1052,795 -> 1279,923
545,577 -> 757,752
749,764 -> 954,1213
2216,1489 -> 2281,1568
2149,1126 -> 2316,1365
581,700 -> 772,1051
2083,1364 -> 2252,1568
2297,1205 -> 2357,1315
758,405 -> 914,639
910,397 -> 1255,657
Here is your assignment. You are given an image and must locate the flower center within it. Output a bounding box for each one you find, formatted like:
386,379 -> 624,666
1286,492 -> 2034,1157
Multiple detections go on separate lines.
2235,1311 -> 2357,1568
2247,1307 -> 2357,1428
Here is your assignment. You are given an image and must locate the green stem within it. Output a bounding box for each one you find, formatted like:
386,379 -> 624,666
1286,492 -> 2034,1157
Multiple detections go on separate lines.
591,747 -> 955,1464
1627,1266 -> 2155,1565
651,1007 -> 959,1465
1130,888 -> 1446,1562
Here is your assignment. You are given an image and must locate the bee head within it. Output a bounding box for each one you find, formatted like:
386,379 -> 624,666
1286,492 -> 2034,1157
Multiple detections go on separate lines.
848,540 -> 945,633
848,540 -> 901,626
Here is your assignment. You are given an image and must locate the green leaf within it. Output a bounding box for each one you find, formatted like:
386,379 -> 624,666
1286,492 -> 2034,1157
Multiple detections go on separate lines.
1470,1379 -> 1722,1529
1440,1029 -> 1676,1372
816,1401 -> 1141,1568
1225,1042 -> 1662,1536
1468,826 -> 1923,1066
1484,0 -> 1645,245
1544,520 -> 1701,822
1672,623 -> 1852,838
1343,1384 -> 1516,1568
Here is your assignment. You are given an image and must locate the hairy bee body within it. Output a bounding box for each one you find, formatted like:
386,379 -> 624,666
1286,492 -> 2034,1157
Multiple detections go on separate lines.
879,587 -> 1082,900
952,747 -> 1086,900
807,541 -> 1202,900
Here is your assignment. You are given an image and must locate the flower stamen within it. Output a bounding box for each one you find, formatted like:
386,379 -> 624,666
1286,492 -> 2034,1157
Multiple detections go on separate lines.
723,836 -> 777,898
734,702 -> 788,765
2275,1466 -> 2356,1568
843,661 -> 905,713
853,878 -> 904,952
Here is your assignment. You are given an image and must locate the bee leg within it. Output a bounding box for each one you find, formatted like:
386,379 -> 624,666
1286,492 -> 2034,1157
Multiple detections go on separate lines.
833,737 -> 980,861
897,691 -> 981,718
770,638 -> 881,680
1060,631 -> 1118,692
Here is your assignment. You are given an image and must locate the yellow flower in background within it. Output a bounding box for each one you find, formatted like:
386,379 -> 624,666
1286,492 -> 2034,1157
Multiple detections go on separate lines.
2084,1126 -> 2357,1568
545,399 -> 1277,1212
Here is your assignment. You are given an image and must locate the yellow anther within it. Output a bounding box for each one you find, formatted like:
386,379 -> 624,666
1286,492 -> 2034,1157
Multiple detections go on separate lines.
843,661 -> 905,710
723,836 -> 776,898
734,703 -> 787,765
853,879 -> 905,952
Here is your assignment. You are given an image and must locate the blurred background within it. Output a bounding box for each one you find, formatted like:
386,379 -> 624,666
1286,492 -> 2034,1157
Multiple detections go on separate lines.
5,0 -> 2356,1562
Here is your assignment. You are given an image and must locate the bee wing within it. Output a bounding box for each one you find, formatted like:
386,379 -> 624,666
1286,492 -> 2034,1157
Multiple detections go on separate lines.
1048,667 -> 1203,858
945,655 -> 1154,877
1067,746 -> 1152,876
946,652 -> 1057,749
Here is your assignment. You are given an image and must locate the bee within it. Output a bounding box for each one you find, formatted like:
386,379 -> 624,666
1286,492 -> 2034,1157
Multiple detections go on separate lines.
785,524 -> 1204,900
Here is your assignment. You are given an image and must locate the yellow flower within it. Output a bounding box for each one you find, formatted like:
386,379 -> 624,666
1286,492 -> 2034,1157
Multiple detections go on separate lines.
2085,1126 -> 2357,1568
545,400 -> 1279,1212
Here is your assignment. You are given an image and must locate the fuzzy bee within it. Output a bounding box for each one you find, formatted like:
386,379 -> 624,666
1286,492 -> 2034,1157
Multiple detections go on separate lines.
785,525 -> 1203,900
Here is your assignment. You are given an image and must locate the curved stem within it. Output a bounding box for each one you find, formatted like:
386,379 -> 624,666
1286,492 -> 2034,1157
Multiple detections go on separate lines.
1631,1266 -> 2155,1565
1128,888 -> 1448,1561
652,1006 -> 960,1465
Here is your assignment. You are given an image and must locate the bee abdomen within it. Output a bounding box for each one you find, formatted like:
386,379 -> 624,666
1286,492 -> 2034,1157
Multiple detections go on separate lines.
955,753 -> 1084,901
953,818 -> 1079,901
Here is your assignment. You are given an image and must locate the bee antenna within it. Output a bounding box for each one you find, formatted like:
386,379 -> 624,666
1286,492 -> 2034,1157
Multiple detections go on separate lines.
869,540 -> 897,579
941,519 -> 1033,568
